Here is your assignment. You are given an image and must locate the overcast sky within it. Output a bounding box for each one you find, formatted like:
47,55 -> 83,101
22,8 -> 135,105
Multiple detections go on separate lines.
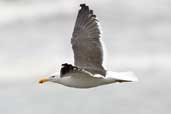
0,1 -> 171,114
0,0 -> 171,79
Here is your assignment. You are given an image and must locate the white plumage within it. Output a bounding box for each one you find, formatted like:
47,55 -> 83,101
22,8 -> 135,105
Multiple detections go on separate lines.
38,4 -> 138,88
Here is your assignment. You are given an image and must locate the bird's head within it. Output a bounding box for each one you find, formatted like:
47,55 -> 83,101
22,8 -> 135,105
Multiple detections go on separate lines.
38,72 -> 60,84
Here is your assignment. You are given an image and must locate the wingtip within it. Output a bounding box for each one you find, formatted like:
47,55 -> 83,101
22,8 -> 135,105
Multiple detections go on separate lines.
80,3 -> 86,7
80,3 -> 89,9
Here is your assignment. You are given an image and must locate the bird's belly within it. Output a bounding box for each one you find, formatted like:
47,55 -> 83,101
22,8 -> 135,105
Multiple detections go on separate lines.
59,73 -> 105,88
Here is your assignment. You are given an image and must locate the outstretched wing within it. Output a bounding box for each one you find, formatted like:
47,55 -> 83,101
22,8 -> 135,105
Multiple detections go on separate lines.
71,4 -> 106,76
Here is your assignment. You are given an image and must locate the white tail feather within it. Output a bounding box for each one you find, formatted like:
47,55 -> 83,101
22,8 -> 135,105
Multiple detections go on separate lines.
106,71 -> 138,82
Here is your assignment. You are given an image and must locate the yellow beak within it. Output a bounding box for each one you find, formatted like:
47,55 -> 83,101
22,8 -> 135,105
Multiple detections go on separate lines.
39,78 -> 49,84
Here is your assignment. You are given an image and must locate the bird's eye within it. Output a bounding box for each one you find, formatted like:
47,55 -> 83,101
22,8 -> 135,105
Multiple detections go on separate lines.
51,76 -> 55,78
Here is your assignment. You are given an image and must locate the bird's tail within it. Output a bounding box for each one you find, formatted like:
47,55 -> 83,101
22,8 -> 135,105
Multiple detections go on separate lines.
106,71 -> 138,82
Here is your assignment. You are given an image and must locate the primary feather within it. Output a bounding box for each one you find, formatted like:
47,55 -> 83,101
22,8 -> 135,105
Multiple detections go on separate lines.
71,4 -> 106,76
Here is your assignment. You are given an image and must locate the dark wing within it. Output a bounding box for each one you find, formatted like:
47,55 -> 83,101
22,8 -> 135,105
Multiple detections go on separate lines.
71,4 -> 106,76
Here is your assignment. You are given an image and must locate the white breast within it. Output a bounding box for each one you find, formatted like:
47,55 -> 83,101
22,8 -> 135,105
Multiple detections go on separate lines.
58,72 -> 108,88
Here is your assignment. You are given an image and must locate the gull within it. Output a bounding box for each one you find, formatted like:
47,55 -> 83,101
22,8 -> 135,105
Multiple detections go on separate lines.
38,4 -> 138,88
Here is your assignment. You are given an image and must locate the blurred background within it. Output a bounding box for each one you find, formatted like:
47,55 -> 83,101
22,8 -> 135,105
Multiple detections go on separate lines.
0,0 -> 171,114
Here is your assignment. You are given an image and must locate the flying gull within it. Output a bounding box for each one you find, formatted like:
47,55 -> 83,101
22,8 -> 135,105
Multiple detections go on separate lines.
38,4 -> 138,88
